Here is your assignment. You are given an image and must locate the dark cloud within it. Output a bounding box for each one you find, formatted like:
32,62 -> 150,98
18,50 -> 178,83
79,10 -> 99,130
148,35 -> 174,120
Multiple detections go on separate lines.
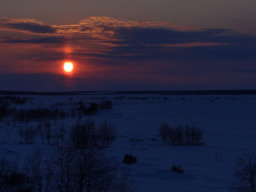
99,27 -> 256,62
4,21 -> 56,34
4,36 -> 66,44
115,27 -> 226,44
0,17 -> 58,35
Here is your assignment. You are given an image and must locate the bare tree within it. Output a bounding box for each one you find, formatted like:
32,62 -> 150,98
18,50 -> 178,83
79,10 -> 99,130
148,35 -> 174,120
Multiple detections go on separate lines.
44,121 -> 52,145
52,146 -> 75,192
70,120 -> 97,149
44,159 -> 54,192
117,166 -> 135,192
22,127 -> 36,144
0,158 -> 32,192
159,123 -> 170,143
232,153 -> 256,192
23,149 -> 43,192
98,121 -> 117,148
72,150 -> 116,192
159,123 -> 204,146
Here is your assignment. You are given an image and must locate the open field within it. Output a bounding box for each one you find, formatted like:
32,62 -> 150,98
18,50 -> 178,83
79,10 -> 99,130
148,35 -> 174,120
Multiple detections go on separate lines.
1,91 -> 256,191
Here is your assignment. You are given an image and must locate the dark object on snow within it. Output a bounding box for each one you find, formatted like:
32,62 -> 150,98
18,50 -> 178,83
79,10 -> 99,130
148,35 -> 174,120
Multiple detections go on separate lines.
122,154 -> 137,164
171,165 -> 184,173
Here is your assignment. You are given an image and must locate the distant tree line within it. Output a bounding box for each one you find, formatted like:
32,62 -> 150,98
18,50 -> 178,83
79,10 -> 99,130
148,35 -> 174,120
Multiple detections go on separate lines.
0,99 -> 113,122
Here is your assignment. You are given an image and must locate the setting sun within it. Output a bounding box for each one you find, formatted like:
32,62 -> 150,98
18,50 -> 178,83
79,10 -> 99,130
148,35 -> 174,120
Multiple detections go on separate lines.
63,62 -> 73,73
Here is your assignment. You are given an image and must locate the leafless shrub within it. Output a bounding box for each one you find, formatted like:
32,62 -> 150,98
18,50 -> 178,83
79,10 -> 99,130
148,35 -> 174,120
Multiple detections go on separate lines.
159,123 -> 204,146
20,127 -> 36,144
232,153 -> 256,192
23,149 -> 44,192
100,100 -> 113,110
98,121 -> 117,148
52,146 -> 76,192
0,158 -> 32,192
117,166 -> 135,192
70,120 -> 97,149
52,147 -> 117,192
158,123 -> 170,143
71,120 -> 117,149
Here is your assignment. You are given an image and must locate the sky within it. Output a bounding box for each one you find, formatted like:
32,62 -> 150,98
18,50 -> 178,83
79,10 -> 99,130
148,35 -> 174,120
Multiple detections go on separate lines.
0,0 -> 256,91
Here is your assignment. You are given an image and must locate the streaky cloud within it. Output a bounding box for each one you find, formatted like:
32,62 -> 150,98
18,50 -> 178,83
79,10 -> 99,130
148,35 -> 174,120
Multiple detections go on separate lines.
4,37 -> 66,44
0,17 -> 56,34
1,16 -> 256,66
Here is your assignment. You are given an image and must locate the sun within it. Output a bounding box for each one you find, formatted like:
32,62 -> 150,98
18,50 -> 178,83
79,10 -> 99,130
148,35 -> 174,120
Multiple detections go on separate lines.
63,61 -> 73,73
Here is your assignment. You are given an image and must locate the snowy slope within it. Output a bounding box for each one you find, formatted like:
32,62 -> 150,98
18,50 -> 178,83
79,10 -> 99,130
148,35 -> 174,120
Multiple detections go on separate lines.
1,93 -> 256,192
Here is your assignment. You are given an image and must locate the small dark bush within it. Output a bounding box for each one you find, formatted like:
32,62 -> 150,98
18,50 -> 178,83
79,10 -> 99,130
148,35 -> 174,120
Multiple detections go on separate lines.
122,154 -> 137,164
100,100 -> 112,110
17,189 -> 33,192
78,102 -> 99,115
0,105 -> 7,119
171,165 -> 184,173
85,102 -> 99,115
13,97 -> 28,105
0,159 -> 33,192
2,172 -> 31,187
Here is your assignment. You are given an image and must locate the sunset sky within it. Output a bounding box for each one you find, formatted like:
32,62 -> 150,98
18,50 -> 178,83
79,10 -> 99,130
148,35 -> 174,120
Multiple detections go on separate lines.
0,0 -> 256,91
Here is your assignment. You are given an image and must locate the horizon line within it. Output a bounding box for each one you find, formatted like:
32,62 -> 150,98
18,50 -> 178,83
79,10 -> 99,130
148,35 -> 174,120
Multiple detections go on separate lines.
1,89 -> 256,96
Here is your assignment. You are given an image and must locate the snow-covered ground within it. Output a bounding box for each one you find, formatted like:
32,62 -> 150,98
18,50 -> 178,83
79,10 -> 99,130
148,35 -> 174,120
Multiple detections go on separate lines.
1,93 -> 256,192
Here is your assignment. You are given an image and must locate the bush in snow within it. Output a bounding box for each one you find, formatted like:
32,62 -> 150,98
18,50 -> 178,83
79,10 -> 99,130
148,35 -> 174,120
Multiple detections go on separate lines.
232,153 -> 256,192
21,146 -> 122,192
184,124 -> 204,145
171,165 -> 184,173
159,123 -> 170,143
70,120 -> 117,149
78,101 -> 99,115
159,123 -> 204,146
0,158 -> 32,192
23,127 -> 36,144
97,121 -> 117,148
51,147 -> 119,192
100,100 -> 113,110
70,120 -> 97,149
0,105 -> 8,119
122,154 -> 137,164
